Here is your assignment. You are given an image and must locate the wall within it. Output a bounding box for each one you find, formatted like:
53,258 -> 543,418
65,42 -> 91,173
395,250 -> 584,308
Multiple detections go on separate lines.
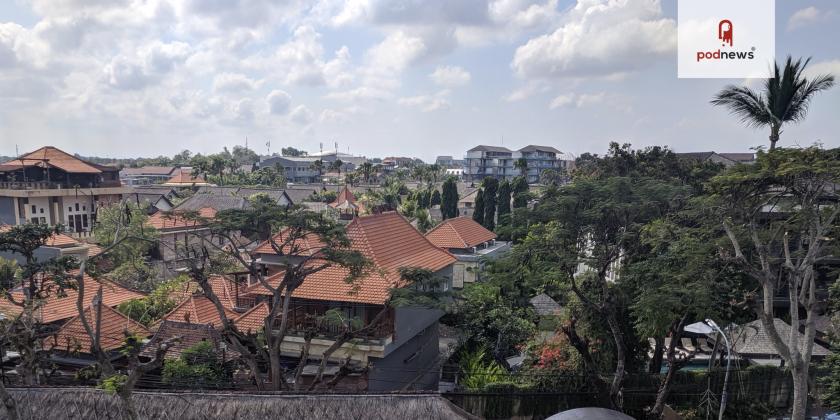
0,197 -> 16,225
367,322 -> 440,392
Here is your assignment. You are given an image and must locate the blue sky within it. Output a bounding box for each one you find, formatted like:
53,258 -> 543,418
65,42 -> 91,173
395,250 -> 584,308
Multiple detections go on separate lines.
0,0 -> 838,162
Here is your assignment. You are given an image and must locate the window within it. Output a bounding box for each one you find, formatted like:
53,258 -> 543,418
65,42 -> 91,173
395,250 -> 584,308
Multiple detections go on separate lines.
68,217 -> 75,230
39,208 -> 44,214
75,203 -> 80,211
82,214 -> 88,228
30,217 -> 39,224
31,205 -> 36,214
39,217 -> 46,224
82,205 -> 86,211
68,206 -> 72,212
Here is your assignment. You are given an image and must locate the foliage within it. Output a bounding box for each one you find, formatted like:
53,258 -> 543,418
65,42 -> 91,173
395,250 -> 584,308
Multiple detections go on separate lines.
472,189 -> 484,226
430,189 -> 441,207
452,283 -> 536,360
496,180 -> 512,227
98,374 -> 128,395
162,341 -> 226,388
511,176 -> 529,208
482,177 -> 499,231
93,202 -> 159,289
441,177 -> 459,219
459,348 -> 507,390
281,147 -> 307,157
117,276 -> 190,326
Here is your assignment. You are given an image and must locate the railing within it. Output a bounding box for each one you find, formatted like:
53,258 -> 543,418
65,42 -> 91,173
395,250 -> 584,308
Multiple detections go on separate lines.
284,311 -> 395,341
0,180 -> 123,190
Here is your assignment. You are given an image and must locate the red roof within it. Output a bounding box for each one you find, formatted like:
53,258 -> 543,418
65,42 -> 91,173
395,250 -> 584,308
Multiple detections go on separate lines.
253,229 -> 326,256
159,295 -> 238,328
141,320 -> 237,361
234,301 -> 269,334
245,212 -> 455,304
0,225 -> 81,248
164,169 -> 208,185
329,185 -> 363,212
45,304 -> 150,352
0,274 -> 145,324
424,216 -> 497,249
147,207 -> 216,230
0,146 -> 109,174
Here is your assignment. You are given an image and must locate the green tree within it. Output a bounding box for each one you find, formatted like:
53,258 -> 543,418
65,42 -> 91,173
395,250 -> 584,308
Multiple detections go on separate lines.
329,159 -> 344,176
511,176 -> 529,209
231,145 -> 259,166
358,162 -> 375,183
310,159 -> 325,180
281,147 -> 307,157
482,177 -> 499,231
117,276 -> 189,326
455,283 -> 536,360
430,189 -> 441,207
514,157 -> 528,177
441,178 -> 459,219
711,56 -> 834,151
472,189 -> 485,226
496,180 -> 512,227
711,147 -> 840,420
162,341 -> 226,388
93,202 -> 159,291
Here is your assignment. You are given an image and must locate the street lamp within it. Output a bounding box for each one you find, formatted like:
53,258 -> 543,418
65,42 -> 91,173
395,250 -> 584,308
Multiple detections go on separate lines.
685,319 -> 731,420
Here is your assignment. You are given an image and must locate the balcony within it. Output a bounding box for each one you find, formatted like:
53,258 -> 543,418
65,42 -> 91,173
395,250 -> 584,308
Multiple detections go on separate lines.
0,180 -> 123,190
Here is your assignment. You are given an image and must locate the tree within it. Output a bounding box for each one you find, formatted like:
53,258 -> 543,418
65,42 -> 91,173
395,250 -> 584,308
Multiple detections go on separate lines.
496,180 -> 512,227
92,202 -> 159,291
117,276 -> 189,326
514,157 -> 528,177
711,56 -> 834,151
472,189 -> 485,226
282,147 -> 307,157
209,154 -> 229,185
358,162 -> 374,184
162,341 -> 226,388
711,147 -> 840,420
511,176 -> 529,209
231,145 -> 259,166
310,159 -> 325,180
441,178 -> 459,219
430,189 -> 441,207
482,177 -> 499,231
329,159 -> 344,176
455,283 -> 536,361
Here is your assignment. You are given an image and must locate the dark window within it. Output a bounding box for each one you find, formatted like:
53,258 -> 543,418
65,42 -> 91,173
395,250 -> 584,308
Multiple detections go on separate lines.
68,217 -> 75,230
31,205 -> 36,214
82,205 -> 86,211
68,206 -> 72,212
39,208 -> 44,214
39,217 -> 46,224
82,214 -> 88,228
30,217 -> 39,224
75,203 -> 80,211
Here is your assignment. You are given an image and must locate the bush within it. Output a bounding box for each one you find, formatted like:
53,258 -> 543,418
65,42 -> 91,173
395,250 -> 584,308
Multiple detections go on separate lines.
162,341 -> 226,388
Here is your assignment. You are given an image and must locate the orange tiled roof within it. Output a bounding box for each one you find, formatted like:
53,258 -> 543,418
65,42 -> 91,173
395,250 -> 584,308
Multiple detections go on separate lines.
234,301 -> 269,334
253,229 -> 326,256
424,216 -> 497,249
244,212 -> 456,304
45,304 -> 150,352
164,169 -> 207,185
0,146 -> 106,174
0,226 -> 82,249
329,185 -> 364,212
160,295 -> 238,328
141,320 -> 238,361
147,207 -> 216,230
0,274 -> 146,324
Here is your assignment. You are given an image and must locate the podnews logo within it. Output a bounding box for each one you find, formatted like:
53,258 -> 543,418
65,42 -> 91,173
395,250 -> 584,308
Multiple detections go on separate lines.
696,19 -> 755,62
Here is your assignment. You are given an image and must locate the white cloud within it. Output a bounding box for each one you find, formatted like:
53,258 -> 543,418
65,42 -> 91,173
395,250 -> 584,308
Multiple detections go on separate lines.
504,80 -> 550,102
806,59 -> 840,79
548,92 -> 606,109
290,105 -> 314,125
213,73 -> 259,93
787,7 -> 830,31
430,65 -> 471,87
366,30 -> 427,74
548,93 -> 574,109
266,89 -> 292,114
512,0 -> 675,80
398,90 -> 451,112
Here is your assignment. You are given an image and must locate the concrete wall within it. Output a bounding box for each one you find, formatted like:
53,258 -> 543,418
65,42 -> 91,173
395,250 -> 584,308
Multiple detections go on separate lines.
367,322 -> 440,392
0,197 -> 16,225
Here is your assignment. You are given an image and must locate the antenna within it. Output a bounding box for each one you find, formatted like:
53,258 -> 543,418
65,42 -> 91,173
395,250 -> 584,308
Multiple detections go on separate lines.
266,140 -> 270,156
335,141 -> 338,155
320,142 -> 323,154
245,136 -> 248,151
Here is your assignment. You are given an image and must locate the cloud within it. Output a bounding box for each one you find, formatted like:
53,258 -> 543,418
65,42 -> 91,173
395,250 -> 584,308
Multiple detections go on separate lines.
548,93 -> 574,109
430,65 -> 471,87
805,59 -> 840,79
787,7 -> 832,31
290,105 -> 314,125
266,89 -> 292,114
548,92 -> 606,109
213,73 -> 259,93
398,90 -> 450,112
512,0 -> 675,80
504,80 -> 550,102
366,30 -> 428,74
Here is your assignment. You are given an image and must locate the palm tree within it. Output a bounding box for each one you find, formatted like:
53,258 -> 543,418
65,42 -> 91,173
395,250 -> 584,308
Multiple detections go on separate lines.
711,56 -> 834,151
310,159 -> 325,182
358,162 -> 374,183
329,159 -> 344,176
514,157 -> 528,176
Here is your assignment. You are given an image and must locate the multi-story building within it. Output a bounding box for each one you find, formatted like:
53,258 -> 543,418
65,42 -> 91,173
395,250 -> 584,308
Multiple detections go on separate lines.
0,147 -> 131,235
463,145 -> 515,183
463,144 -> 562,184
119,166 -> 181,186
424,216 -> 510,288
307,150 -> 367,171
259,156 -> 321,184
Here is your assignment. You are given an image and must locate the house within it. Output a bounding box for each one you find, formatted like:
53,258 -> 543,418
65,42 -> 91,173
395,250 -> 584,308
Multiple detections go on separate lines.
382,157 -> 415,169
424,216 -> 510,288
146,207 -> 227,275
307,150 -> 367,170
162,168 -> 214,187
0,273 -> 144,325
45,304 -> 150,354
259,156 -> 321,184
195,186 -> 293,206
517,145 -> 563,184
457,188 -> 478,218
0,225 -> 102,264
0,147 -> 131,235
676,151 -> 756,167
329,185 -> 364,220
244,211 -> 457,391
730,318 -> 832,367
119,166 -> 180,186
157,275 -> 242,327
141,320 -> 238,361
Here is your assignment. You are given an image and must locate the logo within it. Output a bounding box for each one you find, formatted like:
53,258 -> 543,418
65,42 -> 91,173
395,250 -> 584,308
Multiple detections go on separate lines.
718,19 -> 733,46
695,18 -> 754,62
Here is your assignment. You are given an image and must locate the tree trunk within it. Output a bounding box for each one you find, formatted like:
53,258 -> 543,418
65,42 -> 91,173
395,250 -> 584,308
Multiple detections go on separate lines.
269,350 -> 284,391
605,314 -> 627,409
649,336 -> 665,374
769,124 -> 780,151
790,364 -> 809,420
0,379 -> 18,420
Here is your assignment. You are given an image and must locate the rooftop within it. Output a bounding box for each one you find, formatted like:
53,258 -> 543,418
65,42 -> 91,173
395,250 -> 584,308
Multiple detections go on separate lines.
146,207 -> 216,230
518,145 -> 562,154
0,146 -> 115,174
467,145 -> 512,153
45,304 -> 150,353
425,216 -> 497,249
141,320 -> 236,360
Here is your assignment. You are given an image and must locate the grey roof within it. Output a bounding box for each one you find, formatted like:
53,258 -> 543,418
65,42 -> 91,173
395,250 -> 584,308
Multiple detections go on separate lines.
529,293 -> 561,316
120,166 -> 178,176
176,194 -> 248,212
131,186 -> 179,197
718,152 -> 755,162
676,152 -> 717,161
731,318 -> 831,357
196,186 -> 291,204
467,145 -> 512,153
6,388 -> 474,420
518,145 -> 561,154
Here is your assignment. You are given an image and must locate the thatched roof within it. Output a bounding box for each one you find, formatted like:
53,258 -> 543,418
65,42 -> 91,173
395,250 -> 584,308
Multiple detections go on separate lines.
5,388 -> 474,420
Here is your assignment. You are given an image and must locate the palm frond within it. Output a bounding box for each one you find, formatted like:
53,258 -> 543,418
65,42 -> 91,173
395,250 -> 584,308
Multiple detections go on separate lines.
786,73 -> 836,123
711,85 -> 772,128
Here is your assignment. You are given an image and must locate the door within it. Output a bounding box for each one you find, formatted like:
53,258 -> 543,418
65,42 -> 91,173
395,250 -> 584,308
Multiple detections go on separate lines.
73,215 -> 82,232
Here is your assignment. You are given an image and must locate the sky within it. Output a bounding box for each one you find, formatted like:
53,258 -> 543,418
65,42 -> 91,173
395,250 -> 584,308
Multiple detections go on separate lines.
0,0 -> 838,162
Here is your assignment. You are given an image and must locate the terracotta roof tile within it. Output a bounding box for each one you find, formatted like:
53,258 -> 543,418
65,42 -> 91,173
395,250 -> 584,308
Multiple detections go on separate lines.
147,207 -> 216,230
253,229 -> 326,256
0,146 -> 106,174
163,169 -> 211,186
141,321 -> 237,360
329,185 -> 364,212
159,296 -> 238,328
45,305 -> 150,352
0,274 -> 146,324
234,301 -> 269,334
246,212 -> 455,304
425,216 -> 497,249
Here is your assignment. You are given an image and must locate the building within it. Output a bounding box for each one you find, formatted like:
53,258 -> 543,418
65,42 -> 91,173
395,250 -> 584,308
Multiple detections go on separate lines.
517,145 -> 562,184
194,186 -> 293,206
463,144 -> 563,184
676,151 -> 756,167
161,168 -> 213,187
259,156 -> 321,184
424,216 -> 510,288
245,211 -> 456,391
329,185 -> 364,220
0,226 -> 102,264
456,188 -> 478,218
0,147 -> 132,234
382,157 -> 415,170
119,166 -> 180,186
146,207 -> 233,276
45,304 -> 150,354
307,150 -> 367,169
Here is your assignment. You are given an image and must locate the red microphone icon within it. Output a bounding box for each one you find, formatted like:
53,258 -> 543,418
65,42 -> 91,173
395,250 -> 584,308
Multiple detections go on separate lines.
719,19 -> 733,47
